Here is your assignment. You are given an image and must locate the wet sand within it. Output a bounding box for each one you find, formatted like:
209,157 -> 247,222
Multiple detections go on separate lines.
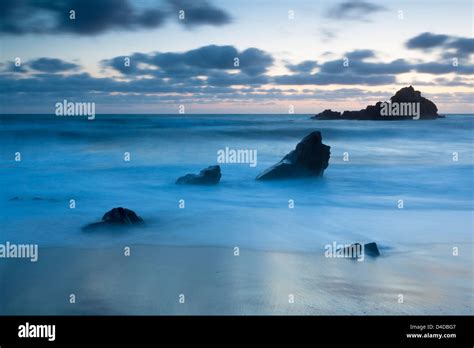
0,244 -> 471,315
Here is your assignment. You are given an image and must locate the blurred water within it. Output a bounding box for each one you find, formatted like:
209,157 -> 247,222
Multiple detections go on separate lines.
0,114 -> 473,252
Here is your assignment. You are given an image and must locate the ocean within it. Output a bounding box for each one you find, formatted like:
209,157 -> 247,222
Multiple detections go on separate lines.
1,114 -> 473,253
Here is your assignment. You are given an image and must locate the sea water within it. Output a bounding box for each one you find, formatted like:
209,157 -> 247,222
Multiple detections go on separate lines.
0,114 -> 472,254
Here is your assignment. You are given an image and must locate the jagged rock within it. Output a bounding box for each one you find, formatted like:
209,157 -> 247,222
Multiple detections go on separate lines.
390,86 -> 438,118
102,207 -> 144,224
256,131 -> 330,180
364,242 -> 380,257
83,207 -> 144,230
176,165 -> 221,185
312,86 -> 441,120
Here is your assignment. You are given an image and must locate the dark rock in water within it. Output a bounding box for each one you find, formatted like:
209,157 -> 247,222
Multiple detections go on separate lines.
256,131 -> 330,180
102,207 -> 143,225
390,86 -> 439,119
312,86 -> 441,120
311,109 -> 341,120
176,165 -> 221,185
83,207 -> 143,231
364,242 -> 380,257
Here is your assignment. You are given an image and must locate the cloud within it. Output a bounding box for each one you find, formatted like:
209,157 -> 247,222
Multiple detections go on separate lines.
30,58 -> 80,73
319,28 -> 337,42
346,49 -> 376,60
274,73 -> 395,86
167,0 -> 232,27
318,50 -> 473,76
2,44 -> 473,112
286,61 -> 318,73
448,37 -> 474,57
102,45 -> 274,77
0,0 -> 230,35
406,32 -> 450,49
406,32 -> 474,58
326,1 -> 387,21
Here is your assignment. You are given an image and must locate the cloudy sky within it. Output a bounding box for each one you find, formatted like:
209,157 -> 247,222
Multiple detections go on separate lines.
0,0 -> 473,114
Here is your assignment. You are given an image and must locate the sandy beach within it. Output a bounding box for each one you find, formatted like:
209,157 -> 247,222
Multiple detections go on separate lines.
0,243 -> 471,315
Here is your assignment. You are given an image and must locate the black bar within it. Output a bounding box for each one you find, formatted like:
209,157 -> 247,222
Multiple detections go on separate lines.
0,315 -> 472,346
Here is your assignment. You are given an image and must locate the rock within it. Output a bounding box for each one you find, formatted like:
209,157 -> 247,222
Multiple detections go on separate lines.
312,86 -> 441,120
390,86 -> 438,119
102,207 -> 144,225
83,207 -> 143,231
311,109 -> 341,120
364,242 -> 380,257
256,131 -> 330,180
176,165 -> 222,185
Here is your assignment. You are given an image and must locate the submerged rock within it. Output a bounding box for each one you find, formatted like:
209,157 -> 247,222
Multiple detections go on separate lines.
176,165 -> 222,185
83,207 -> 144,230
312,86 -> 441,120
102,207 -> 144,225
363,242 -> 380,257
256,131 -> 330,180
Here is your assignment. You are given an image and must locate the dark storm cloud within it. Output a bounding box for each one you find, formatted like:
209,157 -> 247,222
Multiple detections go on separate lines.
30,58 -> 80,73
286,61 -> 318,73
317,50 -> 473,76
102,45 -> 274,77
2,44 -> 473,110
406,32 -> 474,58
206,71 -> 270,87
0,0 -> 230,35
448,37 -> 474,57
326,1 -> 387,21
320,58 -> 411,75
346,49 -> 376,60
167,0 -> 232,27
274,73 -> 396,86
406,32 -> 450,49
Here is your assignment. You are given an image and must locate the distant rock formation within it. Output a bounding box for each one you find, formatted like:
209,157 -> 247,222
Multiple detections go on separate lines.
256,131 -> 330,180
312,86 -> 441,120
83,207 -> 144,230
176,165 -> 222,185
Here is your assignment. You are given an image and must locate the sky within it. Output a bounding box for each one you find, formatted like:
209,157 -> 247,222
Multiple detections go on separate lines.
0,0 -> 473,114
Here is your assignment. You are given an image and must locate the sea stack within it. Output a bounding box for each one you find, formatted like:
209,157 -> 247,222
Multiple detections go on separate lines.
312,86 -> 441,120
83,207 -> 144,230
256,131 -> 330,180
176,165 -> 222,185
